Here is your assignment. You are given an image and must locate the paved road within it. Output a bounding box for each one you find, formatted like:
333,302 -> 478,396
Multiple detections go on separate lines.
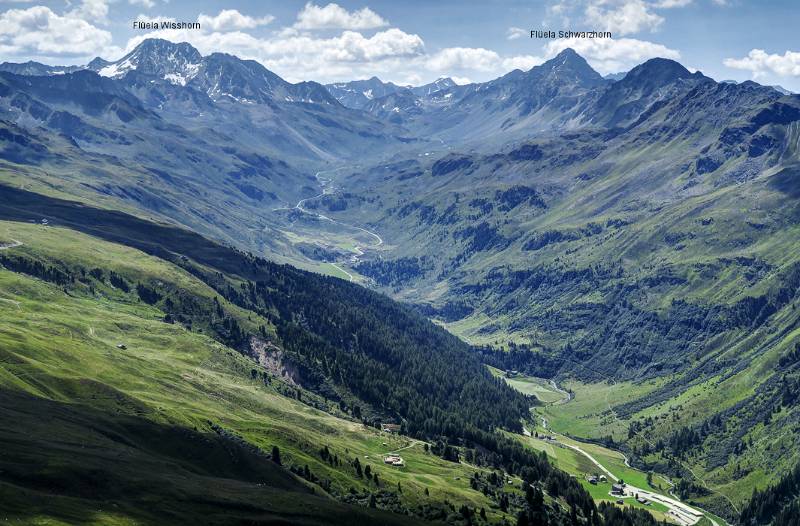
556,440 -> 706,526
272,168 -> 383,281
532,378 -> 720,526
329,262 -> 354,281
551,357 -> 737,519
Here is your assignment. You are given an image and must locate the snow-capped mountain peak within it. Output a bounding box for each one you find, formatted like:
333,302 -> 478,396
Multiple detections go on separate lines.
92,39 -> 203,86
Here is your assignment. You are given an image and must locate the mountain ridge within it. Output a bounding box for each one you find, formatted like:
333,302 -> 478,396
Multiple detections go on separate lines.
3,40 -> 800,524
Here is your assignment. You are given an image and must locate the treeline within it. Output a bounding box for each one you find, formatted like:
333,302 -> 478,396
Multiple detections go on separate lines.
475,342 -> 563,379
596,502 -> 664,526
0,251 -> 250,352
0,253 -> 71,285
0,190 -> 614,524
1,241 -> 601,522
354,256 -> 431,287
740,463 -> 800,525
778,343 -> 800,369
167,250 -> 607,521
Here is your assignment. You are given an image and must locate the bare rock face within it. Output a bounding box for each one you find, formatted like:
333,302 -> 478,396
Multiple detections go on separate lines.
249,336 -> 301,386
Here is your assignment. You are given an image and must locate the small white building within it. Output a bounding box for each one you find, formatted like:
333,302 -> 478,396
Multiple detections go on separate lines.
383,454 -> 404,466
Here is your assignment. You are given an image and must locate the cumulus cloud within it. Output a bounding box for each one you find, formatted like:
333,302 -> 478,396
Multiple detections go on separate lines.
119,25 -> 427,83
426,47 -> 501,72
502,55 -> 545,71
0,1 -> 566,85
507,27 -> 528,40
69,0 -> 109,22
129,0 -> 156,9
724,49 -> 800,79
450,76 -> 473,85
116,18 -> 545,85
545,36 -> 680,74
198,9 -> 274,32
653,0 -> 692,7
294,2 -> 388,30
584,0 -> 663,35
424,47 -> 543,79
0,5 -> 117,59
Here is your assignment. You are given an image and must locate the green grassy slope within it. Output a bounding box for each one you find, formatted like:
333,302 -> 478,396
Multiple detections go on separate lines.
0,220 -> 526,524
308,93 -> 800,521
539,373 -> 800,521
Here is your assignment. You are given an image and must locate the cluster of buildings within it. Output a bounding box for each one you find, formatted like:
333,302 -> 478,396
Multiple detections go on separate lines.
608,482 -> 651,506
383,454 -> 404,467
380,423 -> 401,433
587,474 -> 608,485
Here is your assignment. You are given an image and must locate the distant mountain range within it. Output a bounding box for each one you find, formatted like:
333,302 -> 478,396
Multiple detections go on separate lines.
289,48 -> 800,518
3,38 -> 800,525
326,76 -> 456,109
0,39 -> 416,262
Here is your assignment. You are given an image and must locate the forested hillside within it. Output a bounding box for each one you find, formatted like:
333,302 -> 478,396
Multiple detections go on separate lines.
740,464 -> 800,525
307,52 -> 800,523
1,184 -> 655,525
1,34 -> 799,526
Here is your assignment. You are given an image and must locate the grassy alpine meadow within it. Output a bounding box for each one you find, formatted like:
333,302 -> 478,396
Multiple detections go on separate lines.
513,432 -> 674,522
538,379 -> 665,441
487,366 -> 568,404
527,336 -> 800,519
499,371 -> 745,524
0,220 -> 527,525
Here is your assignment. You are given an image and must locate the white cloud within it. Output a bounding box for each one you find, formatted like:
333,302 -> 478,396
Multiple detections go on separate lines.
0,1 -> 555,86
724,49 -> 800,79
507,27 -> 528,40
129,0 -> 155,9
294,2 -> 388,30
119,26 -> 426,83
68,0 -> 109,22
546,0 -> 573,27
115,19 -> 543,86
584,0 -> 663,36
0,5 -> 117,59
426,47 -> 500,72
502,55 -> 545,71
425,47 -> 543,78
653,0 -> 692,7
198,9 -> 274,32
450,76 -> 473,85
545,36 -> 680,74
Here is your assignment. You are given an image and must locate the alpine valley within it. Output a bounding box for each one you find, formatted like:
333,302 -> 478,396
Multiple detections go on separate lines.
1,37 -> 799,526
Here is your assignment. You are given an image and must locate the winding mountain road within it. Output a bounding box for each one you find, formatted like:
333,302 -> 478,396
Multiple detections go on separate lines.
272,167 -> 383,281
530,379 -> 722,526
558,440 -> 708,526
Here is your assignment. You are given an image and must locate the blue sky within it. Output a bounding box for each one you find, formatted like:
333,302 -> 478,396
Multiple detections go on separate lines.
1,0 -> 799,90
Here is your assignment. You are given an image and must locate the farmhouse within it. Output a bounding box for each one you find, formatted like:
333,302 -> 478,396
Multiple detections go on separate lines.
383,454 -> 404,466
587,475 -> 598,485
380,423 -> 401,433
611,483 -> 625,495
